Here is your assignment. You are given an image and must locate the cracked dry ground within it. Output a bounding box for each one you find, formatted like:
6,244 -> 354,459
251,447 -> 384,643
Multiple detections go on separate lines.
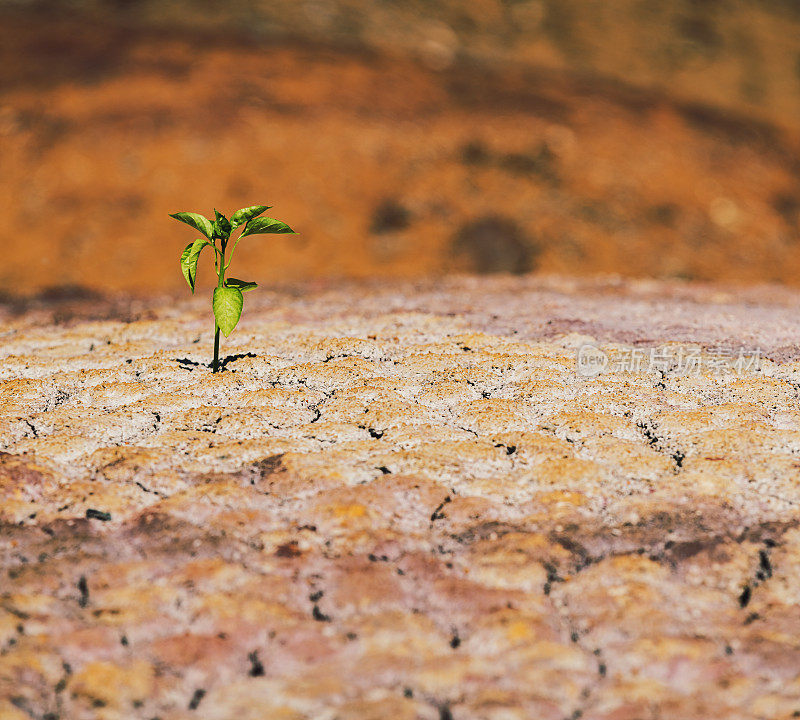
3,276 -> 800,720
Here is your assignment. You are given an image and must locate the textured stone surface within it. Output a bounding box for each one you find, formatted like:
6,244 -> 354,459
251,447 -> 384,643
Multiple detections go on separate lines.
2,275 -> 800,719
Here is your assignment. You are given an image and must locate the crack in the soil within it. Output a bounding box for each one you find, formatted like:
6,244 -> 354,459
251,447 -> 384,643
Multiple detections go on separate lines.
23,419 -> 39,438
636,417 -> 685,472
737,540 -> 776,614
174,352 -> 257,372
134,480 -> 164,497
430,495 -> 452,522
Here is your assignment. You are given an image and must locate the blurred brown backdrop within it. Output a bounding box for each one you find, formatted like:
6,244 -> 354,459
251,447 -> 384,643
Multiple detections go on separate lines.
2,0 -> 800,295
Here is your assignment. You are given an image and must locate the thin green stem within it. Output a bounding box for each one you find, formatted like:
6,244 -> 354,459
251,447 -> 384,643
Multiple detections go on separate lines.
212,326 -> 220,373
223,228 -> 245,269
217,245 -> 226,288
212,241 -> 226,373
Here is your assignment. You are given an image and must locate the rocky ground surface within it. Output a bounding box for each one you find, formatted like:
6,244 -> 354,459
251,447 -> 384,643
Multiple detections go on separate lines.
2,275 -> 800,720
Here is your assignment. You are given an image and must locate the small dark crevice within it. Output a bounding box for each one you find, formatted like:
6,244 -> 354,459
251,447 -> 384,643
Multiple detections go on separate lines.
312,604 -> 332,622
377,465 -> 392,474
756,549 -> 772,581
637,419 -> 659,447
449,629 -> 461,649
134,481 -> 163,497
307,388 -> 333,424
247,650 -> 265,677
49,389 -> 71,410
275,541 -> 301,558
188,688 -> 206,710
10,698 -> 34,715
1,603 -> 28,620
738,584 -> 752,608
637,418 -> 684,471
550,534 -> 594,572
455,424 -> 479,438
543,561 -> 564,596
54,661 -> 71,694
77,576 -> 89,608
737,542 -> 775,614
309,589 -> 331,622
361,426 -> 384,439
175,352 -> 256,372
430,496 -> 452,522
85,508 -> 111,522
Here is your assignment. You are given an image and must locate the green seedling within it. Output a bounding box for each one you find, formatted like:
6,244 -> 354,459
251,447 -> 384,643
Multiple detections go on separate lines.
170,205 -> 295,372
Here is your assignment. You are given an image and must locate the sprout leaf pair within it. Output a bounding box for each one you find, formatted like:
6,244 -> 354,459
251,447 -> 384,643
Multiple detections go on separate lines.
170,205 -> 295,371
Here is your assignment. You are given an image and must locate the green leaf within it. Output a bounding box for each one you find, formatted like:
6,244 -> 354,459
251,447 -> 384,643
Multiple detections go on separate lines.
179,239 -> 210,293
230,205 -> 271,229
169,211 -> 215,240
213,209 -> 231,239
240,216 -> 295,237
226,278 -> 258,293
212,286 -> 243,337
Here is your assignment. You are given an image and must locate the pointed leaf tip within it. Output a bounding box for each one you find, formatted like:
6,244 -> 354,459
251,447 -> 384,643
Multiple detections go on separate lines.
180,239 -> 210,293
213,209 -> 232,239
230,205 -> 271,229
226,278 -> 258,293
240,216 -> 295,237
170,211 -> 214,240
213,286 -> 244,336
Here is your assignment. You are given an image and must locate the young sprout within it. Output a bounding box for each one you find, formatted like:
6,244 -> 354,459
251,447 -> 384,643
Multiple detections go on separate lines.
170,205 -> 295,372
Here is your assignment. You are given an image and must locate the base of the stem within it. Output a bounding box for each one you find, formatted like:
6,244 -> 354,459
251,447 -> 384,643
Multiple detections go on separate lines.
212,327 -> 221,373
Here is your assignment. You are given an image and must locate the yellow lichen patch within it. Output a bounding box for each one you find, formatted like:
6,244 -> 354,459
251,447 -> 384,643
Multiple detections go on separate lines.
543,410 -> 637,441
69,660 -> 155,709
330,697 -> 421,720
333,503 -> 367,519
531,456 -> 606,488
0,700 -> 33,720
536,490 -> 586,506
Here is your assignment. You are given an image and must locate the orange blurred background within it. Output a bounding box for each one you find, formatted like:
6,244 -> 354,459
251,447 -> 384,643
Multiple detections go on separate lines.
2,0 -> 800,296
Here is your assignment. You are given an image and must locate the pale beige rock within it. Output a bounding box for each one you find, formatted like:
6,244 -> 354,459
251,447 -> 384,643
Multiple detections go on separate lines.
2,275 -> 800,719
